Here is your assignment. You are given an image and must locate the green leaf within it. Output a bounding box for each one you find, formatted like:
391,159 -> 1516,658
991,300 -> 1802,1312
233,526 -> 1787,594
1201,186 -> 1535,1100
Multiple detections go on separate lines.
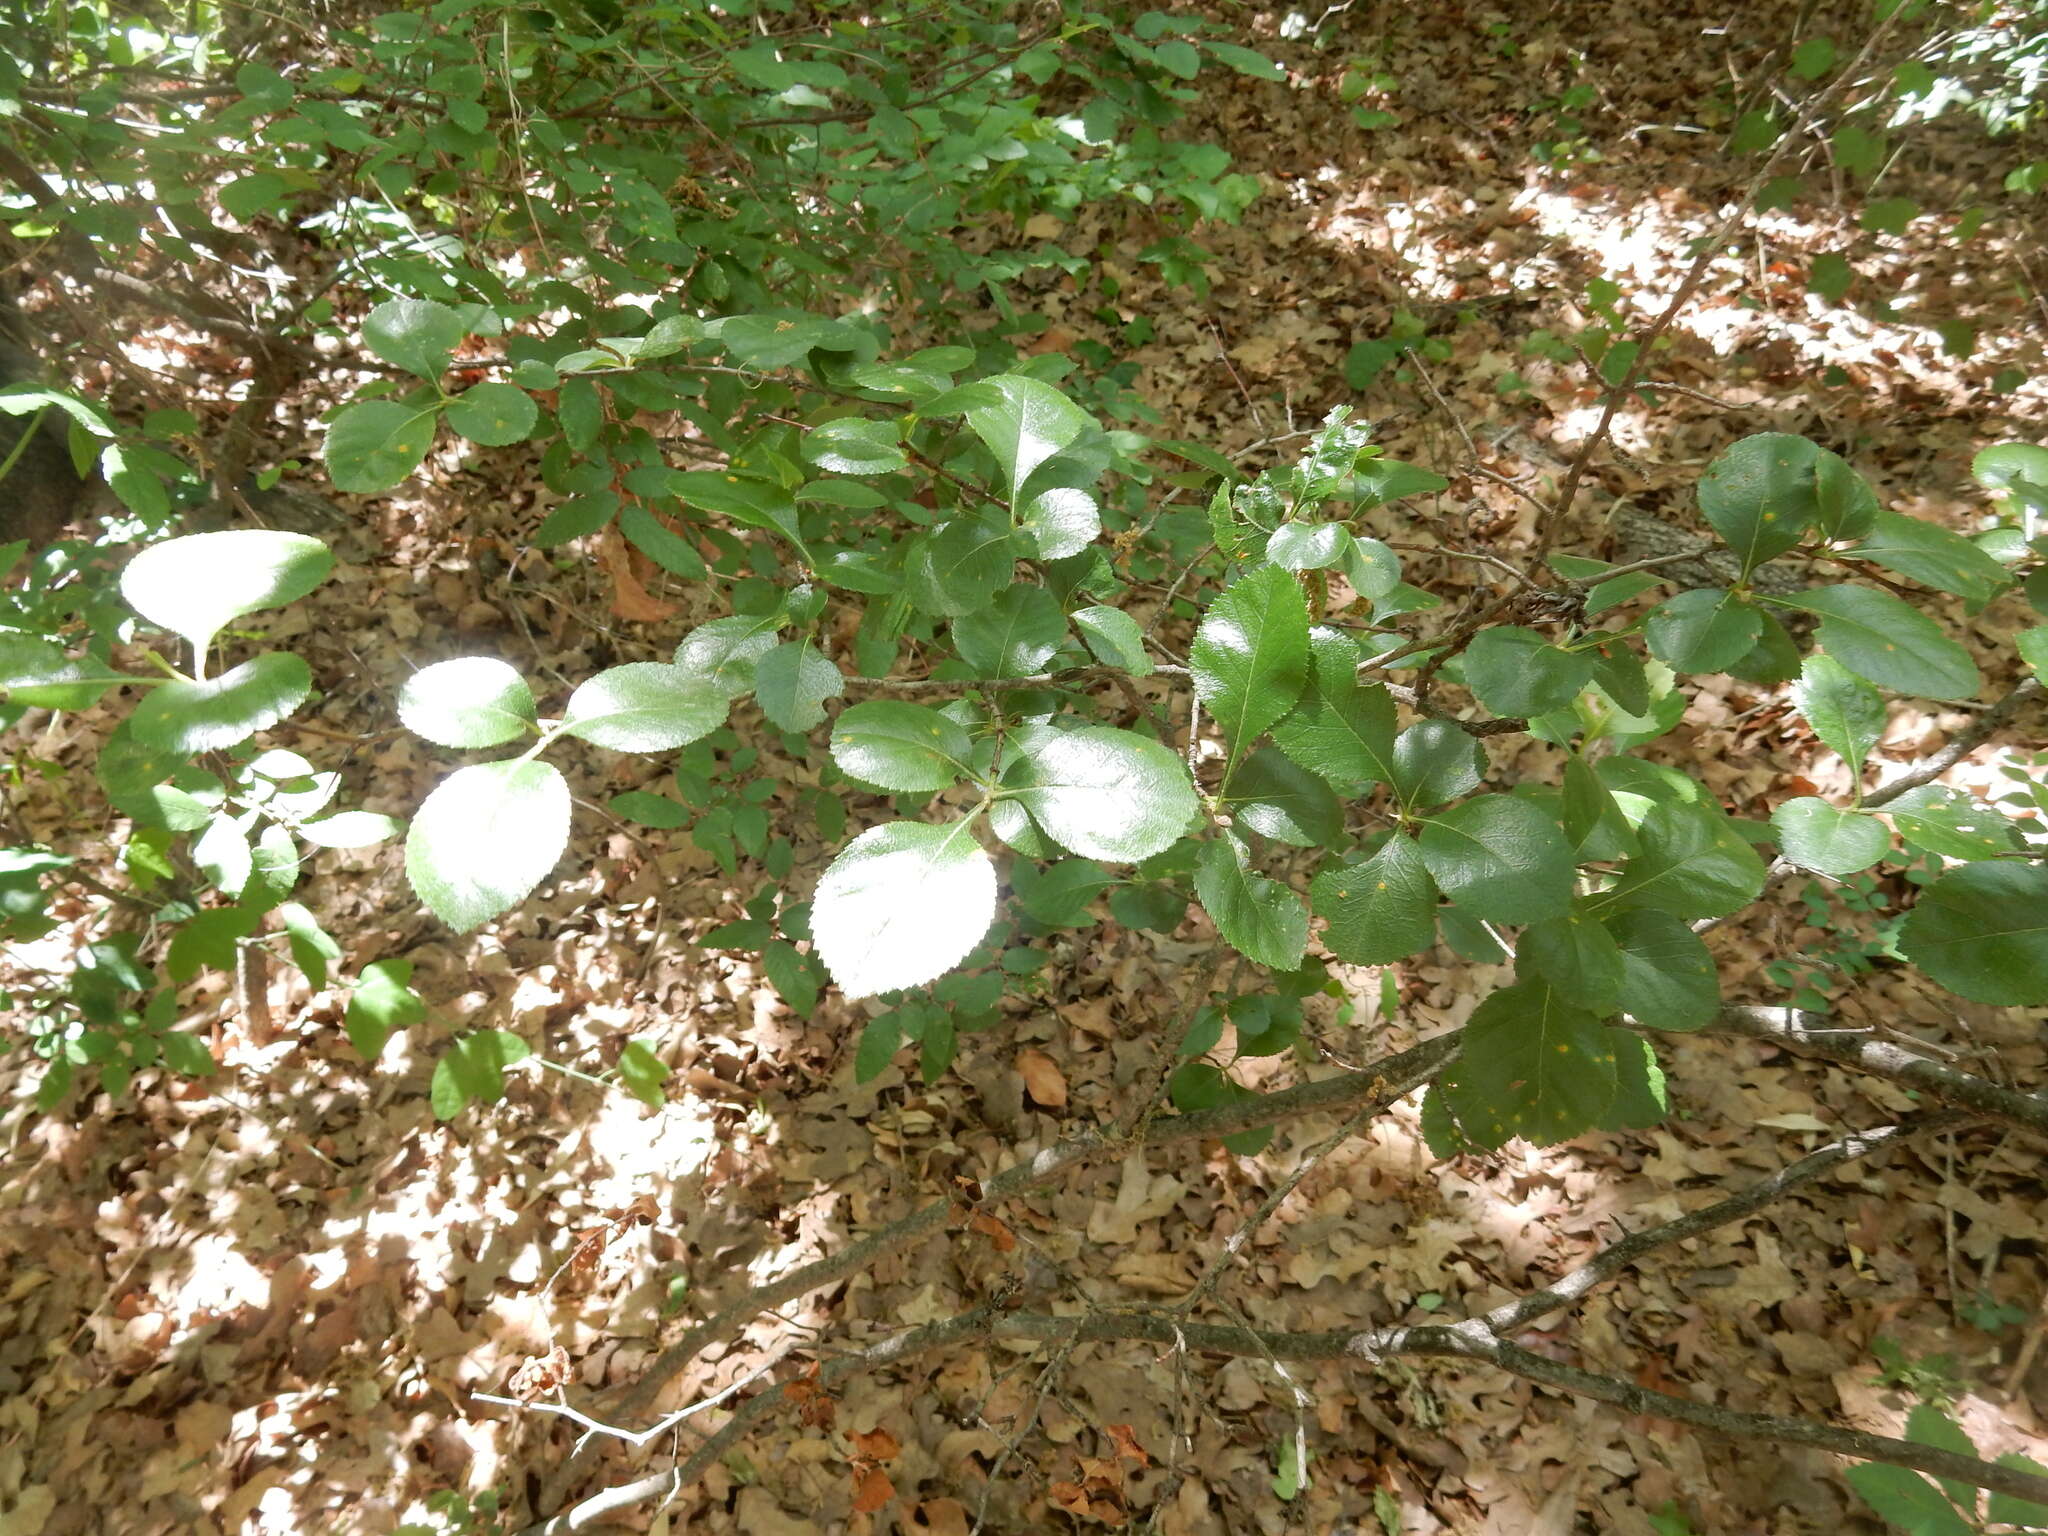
1347,458 -> 1448,508
1266,522 -> 1351,572
811,819 -> 997,998
363,297 -> 465,378
1696,432 -> 1822,575
1011,726 -> 1197,863
1904,1403 -> 1982,1512
1808,250 -> 1854,303
278,901 -> 342,990
193,815 -> 252,896
1972,442 -> 2048,501
1311,837 -> 1438,965
346,957 -> 425,1061
1561,753 -> 1638,861
1439,980 -> 1620,1149
444,381 -> 537,446
1518,910 -> 1626,1013
1770,586 -> 1981,700
1645,588 -> 1764,674
1462,626 -> 1593,716
1229,745 -> 1342,847
712,310 -> 863,369
1793,654 -> 1886,783
1021,486 -> 1101,560
956,374 -> 1094,503
905,510 -> 1020,616
831,700 -> 974,792
323,399 -> 439,494
752,640 -> 843,732
398,657 -> 536,748
297,810 -> 403,848
1594,798 -> 1767,920
1813,450 -> 1880,542
1072,604 -> 1152,676
953,585 -> 1066,678
1415,794 -> 1574,926
1272,628 -> 1397,789
1843,510 -> 2012,606
1191,565 -> 1311,763
1195,833 -> 1308,970
619,504 -> 708,578
563,663 -> 729,751
855,1012 -> 902,1082
1598,1034 -> 1669,1131
1341,535 -> 1402,599
1843,1466 -> 1974,1536
1390,721 -> 1484,811
763,940 -> 822,1017
122,529 -> 333,655
1882,784 -> 2021,861
130,653 -> 312,754
1899,862 -> 2048,1005
430,1029 -> 532,1120
617,1039 -> 670,1107
2023,627 -> 2048,683
1606,909 -> 1720,1029
804,416 -> 906,475
1012,858 -> 1111,927
610,790 -> 692,828
165,905 -> 260,983
1988,1454 -> 2048,1527
1771,797 -> 1887,875
533,491 -> 619,546
406,760 -> 571,932
1790,36 -> 1836,78
674,613 -> 784,697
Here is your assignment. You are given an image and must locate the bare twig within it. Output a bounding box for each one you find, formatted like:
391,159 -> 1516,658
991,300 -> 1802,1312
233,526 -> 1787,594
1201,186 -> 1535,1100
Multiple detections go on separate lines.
1864,678 -> 2045,808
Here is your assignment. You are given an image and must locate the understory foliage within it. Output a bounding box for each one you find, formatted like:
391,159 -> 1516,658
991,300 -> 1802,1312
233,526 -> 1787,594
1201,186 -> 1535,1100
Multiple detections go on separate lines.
4,0 -> 2048,1528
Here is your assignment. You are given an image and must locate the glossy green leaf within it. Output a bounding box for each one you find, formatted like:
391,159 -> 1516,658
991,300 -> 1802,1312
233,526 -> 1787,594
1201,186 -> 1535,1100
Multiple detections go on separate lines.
444,381 -> 538,446
363,297 -> 464,378
811,819 -> 996,998
1561,753 -> 1638,861
1191,565 -> 1311,761
1696,432 -> 1822,574
130,653 -> 312,754
1881,784 -> 2022,861
1347,458 -> 1448,508
563,662 -> 729,751
1771,797 -> 1888,875
1518,910 -> 1626,1013
958,374 -> 1094,502
122,530 -> 334,655
1771,586 -> 1981,700
620,506 -> 705,580
804,416 -> 906,475
1645,588 -> 1763,674
1390,721 -> 1484,810
953,585 -> 1065,678
1021,486 -> 1101,560
1341,535 -> 1402,599
830,700 -> 974,792
1792,654 -> 1885,783
1416,794 -> 1574,927
1072,604 -> 1152,676
1439,981 -> 1620,1149
1844,510 -> 2012,605
1266,522 -> 1351,572
1010,726 -> 1197,863
753,640 -> 843,732
905,510 -> 1020,617
1899,862 -> 2048,1005
323,398 -> 439,494
346,957 -> 425,1060
1311,837 -> 1437,965
406,759 -> 571,932
1229,745 -> 1343,847
398,657 -> 536,748
1463,626 -> 1593,716
1811,450 -> 1880,542
1272,628 -> 1397,789
1593,798 -> 1767,920
1195,833 -> 1308,970
1606,909 -> 1720,1029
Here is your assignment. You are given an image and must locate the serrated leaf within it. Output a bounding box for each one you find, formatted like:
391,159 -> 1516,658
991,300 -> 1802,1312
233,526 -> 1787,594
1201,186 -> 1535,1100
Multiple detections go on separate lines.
1606,909 -> 1720,1029
1899,862 -> 2048,1005
1844,510 -> 2012,605
1272,628 -> 1397,789
346,957 -> 425,1060
1462,626 -> 1594,716
1988,1454 -> 2048,1527
1598,1033 -> 1669,1131
674,612 -> 784,696
363,297 -> 464,378
1812,450 -> 1880,542
398,657 -> 536,748
1518,910 -> 1626,1013
1311,837 -> 1437,964
1793,654 -> 1885,783
831,700 -> 974,792
406,760 -> 571,932
1191,565 -> 1311,763
1229,745 -> 1342,846
1072,604 -> 1151,675
1645,588 -> 1763,674
905,510 -> 1019,616
953,585 -> 1065,678
444,381 -> 537,445
804,416 -> 906,475
1195,833 -> 1308,970
1415,794 -> 1574,926
122,530 -> 333,655
1772,797 -> 1888,875
323,398 -> 440,494
1013,858 -> 1111,927
1022,486 -> 1100,559
1772,586 -> 1981,700
1561,753 -> 1638,861
957,374 -> 1094,503
1843,1466 -> 1974,1536
1390,720 -> 1485,811
1696,432 -> 1822,574
1011,726 -> 1197,863
1348,458 -> 1448,508
1881,784 -> 2021,861
811,819 -> 996,998
1341,535 -> 1402,599
1266,522 -> 1351,572
1904,1404 -> 1982,1512
1438,980 -> 1620,1149
165,905 -> 260,983
563,662 -> 728,751
130,652 -> 312,754
753,640 -> 843,732
1593,798 -> 1767,920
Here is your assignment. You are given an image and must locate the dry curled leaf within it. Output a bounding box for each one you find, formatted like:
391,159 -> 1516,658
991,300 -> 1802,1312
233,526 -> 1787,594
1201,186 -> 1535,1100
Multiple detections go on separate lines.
851,1465 -> 896,1515
1016,1047 -> 1068,1108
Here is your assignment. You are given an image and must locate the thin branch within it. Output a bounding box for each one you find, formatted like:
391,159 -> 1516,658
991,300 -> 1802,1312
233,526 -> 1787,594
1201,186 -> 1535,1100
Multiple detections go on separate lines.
1864,677 -> 2045,808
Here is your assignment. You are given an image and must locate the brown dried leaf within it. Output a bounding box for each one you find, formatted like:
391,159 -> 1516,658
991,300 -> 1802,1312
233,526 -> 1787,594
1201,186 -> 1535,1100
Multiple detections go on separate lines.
1016,1048 -> 1068,1108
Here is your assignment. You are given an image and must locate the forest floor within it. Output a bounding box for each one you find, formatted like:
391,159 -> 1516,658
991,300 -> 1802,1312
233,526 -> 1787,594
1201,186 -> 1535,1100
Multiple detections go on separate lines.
4,3 -> 2048,1535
